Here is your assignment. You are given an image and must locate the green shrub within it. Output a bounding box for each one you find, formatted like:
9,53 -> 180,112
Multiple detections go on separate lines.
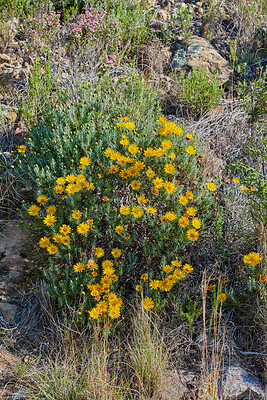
17,94 -> 217,323
177,68 -> 224,117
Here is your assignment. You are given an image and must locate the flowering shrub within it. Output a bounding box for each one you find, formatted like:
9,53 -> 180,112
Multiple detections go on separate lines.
18,104 -> 217,323
25,11 -> 62,42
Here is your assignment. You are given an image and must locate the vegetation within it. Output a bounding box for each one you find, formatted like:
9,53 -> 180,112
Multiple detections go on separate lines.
0,0 -> 266,398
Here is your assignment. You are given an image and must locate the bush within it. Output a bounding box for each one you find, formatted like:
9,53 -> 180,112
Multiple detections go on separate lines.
17,94 -> 217,323
177,68 -> 224,117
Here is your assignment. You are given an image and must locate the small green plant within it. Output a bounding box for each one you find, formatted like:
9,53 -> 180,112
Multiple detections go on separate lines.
238,67 -> 267,122
13,360 -> 28,378
128,308 -> 171,399
180,295 -> 202,331
19,58 -> 57,129
177,68 -> 224,117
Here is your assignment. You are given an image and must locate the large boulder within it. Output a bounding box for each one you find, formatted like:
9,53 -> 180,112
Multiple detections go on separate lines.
172,35 -> 232,85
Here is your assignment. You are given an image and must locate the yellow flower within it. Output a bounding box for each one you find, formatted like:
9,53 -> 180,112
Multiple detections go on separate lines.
28,205 -> 40,216
46,205 -> 57,215
160,215 -> 167,223
47,244 -> 58,255
232,177 -> 240,184
207,182 -> 217,191
156,116 -> 167,124
183,264 -> 193,273
116,121 -> 125,128
120,205 -> 131,215
102,260 -> 114,269
43,214 -> 56,226
61,236 -> 70,245
240,185 -> 249,193
134,161 -> 146,170
161,140 -> 173,149
243,252 -> 262,266
128,144 -> 139,154
131,180 -> 141,190
120,169 -> 130,179
172,260 -> 182,268
146,206 -> 157,215
144,148 -> 154,157
77,222 -> 90,235
168,152 -> 176,160
72,210 -> 82,219
153,177 -> 164,189
120,117 -> 128,122
53,234 -> 63,243
163,264 -> 174,273
138,195 -> 149,204
39,237 -> 50,248
165,211 -> 176,221
66,183 -> 79,194
186,146 -> 196,155
124,121 -> 136,129
164,181 -> 177,194
191,217 -> 201,229
102,196 -> 109,202
136,285 -> 142,292
80,156 -> 91,166
186,134 -> 194,139
103,266 -> 115,276
208,284 -> 215,292
111,248 -> 122,258
150,280 -> 160,289
259,274 -> 266,282
160,278 -> 173,291
179,216 -> 190,227
218,293 -> 227,302
59,225 -> 71,235
179,195 -> 189,206
141,273 -> 148,282
153,147 -> 166,157
89,308 -> 99,319
185,191 -> 194,200
128,166 -> 139,177
95,247 -> 105,258
109,165 -> 119,174
159,121 -> 183,136
164,164 -> 175,174
143,297 -> 155,310
131,206 -> 144,218
108,307 -> 121,319
173,269 -> 185,280
54,185 -> 64,194
115,225 -> 124,234
151,188 -> 159,195
186,207 -> 197,217
37,195 -> 49,204
120,135 -> 130,146
65,174 -> 76,183
146,169 -> 155,178
56,177 -> 65,185
18,145 -> 26,153
73,262 -> 85,273
186,229 -> 199,242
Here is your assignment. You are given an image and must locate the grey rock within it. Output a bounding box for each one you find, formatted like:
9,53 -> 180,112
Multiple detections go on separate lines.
222,365 -> 265,399
0,303 -> 17,323
171,49 -> 186,68
187,42 -> 203,57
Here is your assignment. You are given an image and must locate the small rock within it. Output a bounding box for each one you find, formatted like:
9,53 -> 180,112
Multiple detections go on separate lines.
0,54 -> 11,64
0,303 -> 17,323
222,365 -> 265,399
171,49 -> 186,68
